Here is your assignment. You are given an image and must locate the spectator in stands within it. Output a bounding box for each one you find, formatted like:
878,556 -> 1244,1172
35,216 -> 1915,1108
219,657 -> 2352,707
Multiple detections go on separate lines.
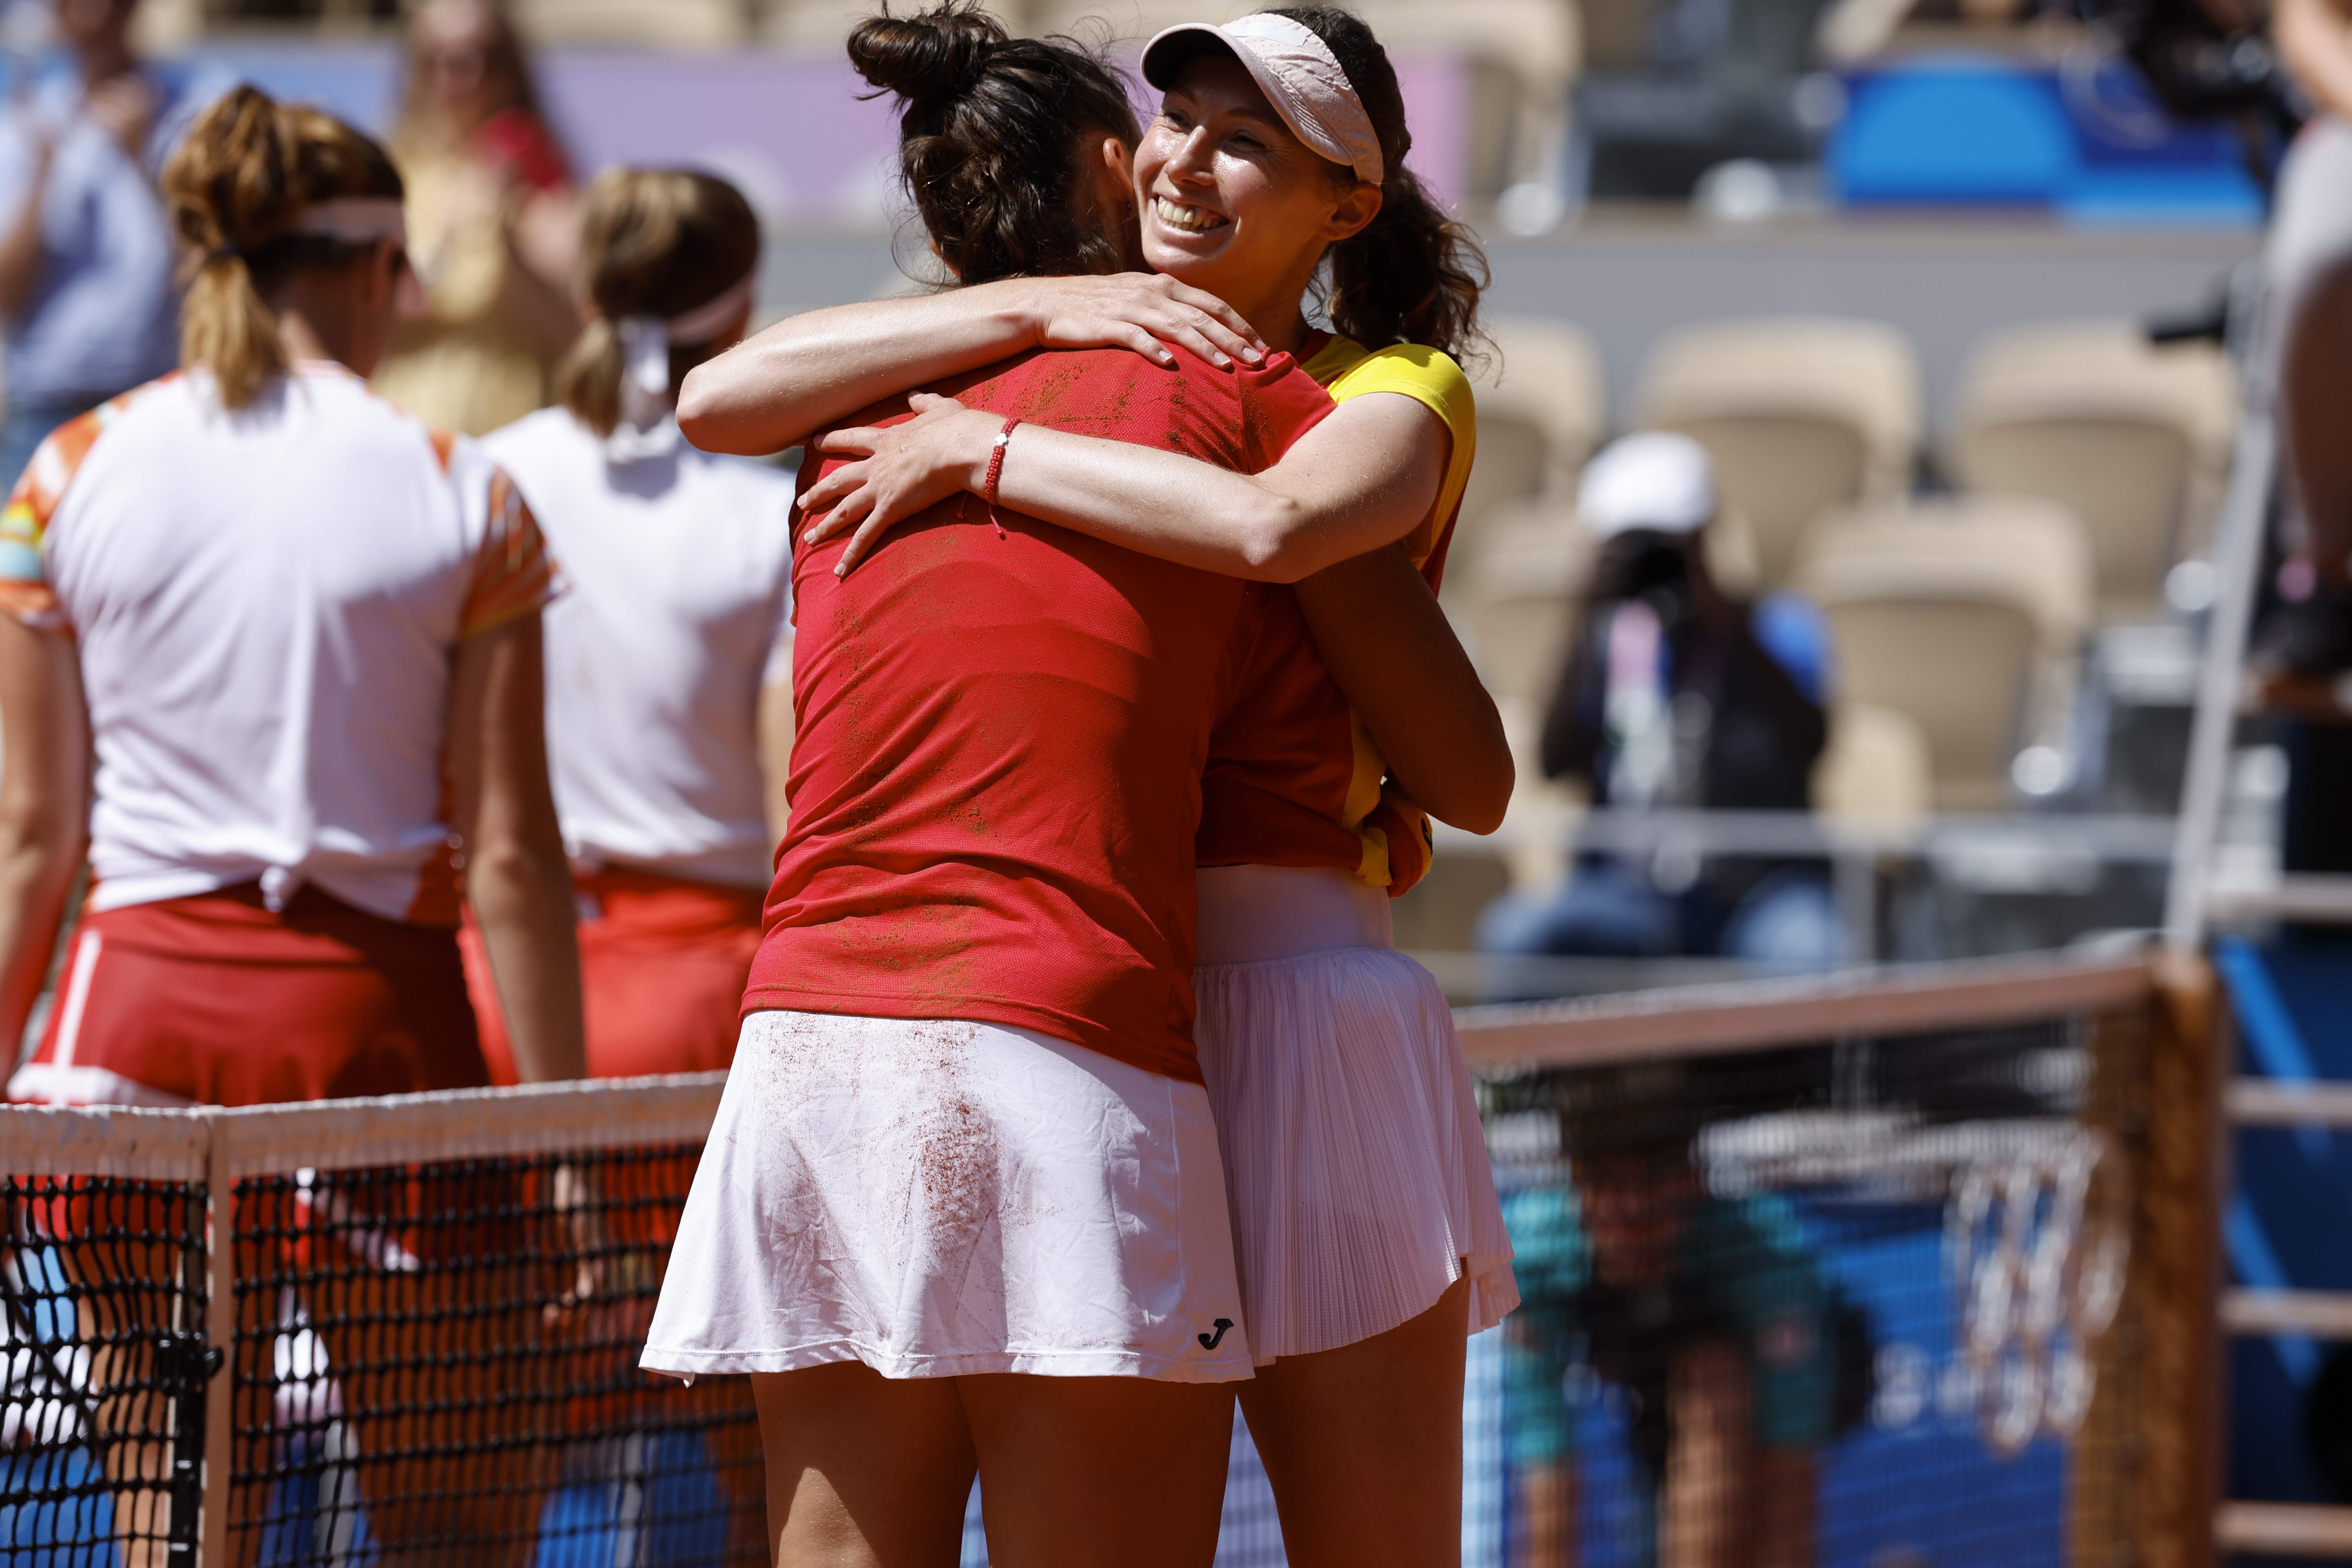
0,0 -> 232,488
375,0 -> 578,435
1502,1061 -> 1864,1568
0,86 -> 583,1564
2260,0 -> 2352,672
466,166 -> 793,1086
1479,433 -> 1839,967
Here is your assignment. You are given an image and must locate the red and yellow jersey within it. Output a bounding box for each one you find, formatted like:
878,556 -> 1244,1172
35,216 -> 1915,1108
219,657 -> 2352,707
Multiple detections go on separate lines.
1196,335 -> 1478,894
748,345 -> 1334,1085
0,363 -> 555,926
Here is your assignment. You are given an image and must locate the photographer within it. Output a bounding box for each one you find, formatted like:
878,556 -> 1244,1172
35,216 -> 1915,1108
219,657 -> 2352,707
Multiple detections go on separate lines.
1480,433 -> 1837,964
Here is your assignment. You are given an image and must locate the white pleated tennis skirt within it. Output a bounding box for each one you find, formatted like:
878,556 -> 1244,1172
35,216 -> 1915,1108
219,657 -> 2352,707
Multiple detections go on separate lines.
1194,865 -> 1518,1363
641,1009 -> 1253,1383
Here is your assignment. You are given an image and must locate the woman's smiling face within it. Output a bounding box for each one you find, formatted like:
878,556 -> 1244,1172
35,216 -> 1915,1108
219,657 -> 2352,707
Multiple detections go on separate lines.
1132,51 -> 1379,337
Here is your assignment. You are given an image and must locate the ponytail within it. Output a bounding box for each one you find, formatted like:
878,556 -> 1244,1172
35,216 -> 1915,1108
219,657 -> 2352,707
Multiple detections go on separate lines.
1267,7 -> 1490,361
163,86 -> 405,409
181,249 -> 284,412
554,167 -> 762,437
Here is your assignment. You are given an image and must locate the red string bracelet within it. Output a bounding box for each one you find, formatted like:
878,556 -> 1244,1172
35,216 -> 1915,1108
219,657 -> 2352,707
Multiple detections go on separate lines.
982,416 -> 1019,539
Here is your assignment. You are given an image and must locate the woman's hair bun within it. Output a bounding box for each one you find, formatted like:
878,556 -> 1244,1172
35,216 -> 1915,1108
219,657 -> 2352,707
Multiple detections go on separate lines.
848,1 -> 1004,105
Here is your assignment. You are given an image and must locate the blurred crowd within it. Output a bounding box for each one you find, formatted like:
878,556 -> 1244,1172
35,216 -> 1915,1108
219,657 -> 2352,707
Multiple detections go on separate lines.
0,0 -> 584,487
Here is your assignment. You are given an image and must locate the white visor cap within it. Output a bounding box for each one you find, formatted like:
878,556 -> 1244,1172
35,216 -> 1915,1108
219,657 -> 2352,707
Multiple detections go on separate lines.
1140,13 -> 1385,187
1578,431 -> 1718,539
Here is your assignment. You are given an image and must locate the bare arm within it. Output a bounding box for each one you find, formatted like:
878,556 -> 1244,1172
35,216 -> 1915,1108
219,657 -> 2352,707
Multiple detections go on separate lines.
759,652 -> 794,853
0,617 -> 84,1048
677,274 -> 1267,457
1660,1339 -> 1755,1568
450,613 -> 584,1083
804,388 -> 1450,584
1294,546 -> 1512,833
2279,0 -> 2352,123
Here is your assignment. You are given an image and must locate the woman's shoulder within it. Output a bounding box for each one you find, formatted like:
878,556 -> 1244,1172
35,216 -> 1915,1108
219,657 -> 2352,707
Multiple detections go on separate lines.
1308,336 -> 1474,430
475,404 -> 588,472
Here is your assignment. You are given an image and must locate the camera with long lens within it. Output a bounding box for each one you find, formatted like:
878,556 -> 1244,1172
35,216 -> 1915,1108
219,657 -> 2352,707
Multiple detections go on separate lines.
1599,530 -> 1698,629
2087,0 -> 2303,153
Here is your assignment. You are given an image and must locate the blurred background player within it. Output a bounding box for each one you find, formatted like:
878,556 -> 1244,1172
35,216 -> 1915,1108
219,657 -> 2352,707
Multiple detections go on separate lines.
375,0 -> 578,434
0,0 -> 232,488
0,85 -> 583,1565
465,165 -> 792,1084
1502,1061 -> 1867,1568
1481,433 -> 1837,968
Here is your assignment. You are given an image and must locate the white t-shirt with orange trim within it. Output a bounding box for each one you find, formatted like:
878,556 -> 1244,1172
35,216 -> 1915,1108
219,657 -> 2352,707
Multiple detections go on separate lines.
0,363 -> 557,925
478,409 -> 794,891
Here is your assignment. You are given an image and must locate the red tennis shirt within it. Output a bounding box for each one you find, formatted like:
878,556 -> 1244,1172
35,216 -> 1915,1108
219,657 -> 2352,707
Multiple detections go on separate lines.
743,347 -> 1334,1083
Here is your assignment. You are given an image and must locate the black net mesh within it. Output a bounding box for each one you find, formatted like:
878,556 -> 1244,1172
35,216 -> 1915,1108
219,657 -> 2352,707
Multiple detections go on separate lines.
965,1007 -> 2152,1568
3,1001 -> 2152,1568
3,1175 -> 210,1566
225,1143 -> 763,1568
1462,1011 -> 2147,1568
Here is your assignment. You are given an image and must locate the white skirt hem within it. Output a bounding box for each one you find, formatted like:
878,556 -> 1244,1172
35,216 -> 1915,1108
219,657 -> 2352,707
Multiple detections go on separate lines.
640,1339 -> 1253,1384
642,1011 -> 1256,1385
1194,943 -> 1519,1365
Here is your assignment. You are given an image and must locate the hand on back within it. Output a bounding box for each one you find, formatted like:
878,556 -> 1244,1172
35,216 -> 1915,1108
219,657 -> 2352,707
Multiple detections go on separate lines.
1020,272 -> 1268,371
801,392 -> 1000,575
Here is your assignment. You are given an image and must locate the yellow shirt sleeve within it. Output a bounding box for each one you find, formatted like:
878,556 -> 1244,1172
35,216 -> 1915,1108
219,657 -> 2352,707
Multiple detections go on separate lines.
1298,338 -> 1479,886
1303,337 -> 1479,573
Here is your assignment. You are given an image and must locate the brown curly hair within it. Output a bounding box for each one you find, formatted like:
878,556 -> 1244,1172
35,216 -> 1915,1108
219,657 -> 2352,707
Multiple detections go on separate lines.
849,1 -> 1140,285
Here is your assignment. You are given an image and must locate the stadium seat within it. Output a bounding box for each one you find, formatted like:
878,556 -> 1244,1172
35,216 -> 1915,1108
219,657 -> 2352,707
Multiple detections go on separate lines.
1947,318 -> 2238,621
1391,844 -> 1515,951
1632,317 -> 1922,590
1792,495 -> 2091,811
1456,316 -> 1607,557
1813,702 -> 1933,826
1455,499 -> 1593,706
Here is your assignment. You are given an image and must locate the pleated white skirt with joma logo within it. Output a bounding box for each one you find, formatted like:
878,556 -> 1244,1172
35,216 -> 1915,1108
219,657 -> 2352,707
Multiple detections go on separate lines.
1193,865 -> 1519,1363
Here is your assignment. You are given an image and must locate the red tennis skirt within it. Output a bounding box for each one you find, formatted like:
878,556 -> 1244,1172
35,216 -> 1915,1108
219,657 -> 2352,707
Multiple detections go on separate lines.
461,865 -> 763,1085
7,882 -> 494,1252
11,881 -> 488,1109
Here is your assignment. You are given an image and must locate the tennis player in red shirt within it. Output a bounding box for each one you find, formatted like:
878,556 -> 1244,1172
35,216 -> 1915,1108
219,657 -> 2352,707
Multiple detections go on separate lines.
682,7 -> 1517,1565
642,16 -> 1335,1565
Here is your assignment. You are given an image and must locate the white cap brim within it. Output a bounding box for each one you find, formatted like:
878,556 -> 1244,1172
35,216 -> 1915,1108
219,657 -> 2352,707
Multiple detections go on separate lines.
1140,15 -> 1384,186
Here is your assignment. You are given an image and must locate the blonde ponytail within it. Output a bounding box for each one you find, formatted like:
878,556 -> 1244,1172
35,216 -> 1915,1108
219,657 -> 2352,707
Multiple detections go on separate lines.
180,248 -> 285,410
554,316 -> 626,436
555,168 -> 760,436
162,86 -> 406,409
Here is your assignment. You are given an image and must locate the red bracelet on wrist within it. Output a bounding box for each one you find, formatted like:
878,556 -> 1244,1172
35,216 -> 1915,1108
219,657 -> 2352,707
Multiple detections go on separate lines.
982,416 -> 1019,539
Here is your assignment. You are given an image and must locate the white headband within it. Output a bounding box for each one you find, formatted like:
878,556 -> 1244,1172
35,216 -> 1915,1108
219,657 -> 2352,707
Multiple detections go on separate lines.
289,197 -> 408,249
1141,13 -> 1385,186
614,272 -> 758,431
